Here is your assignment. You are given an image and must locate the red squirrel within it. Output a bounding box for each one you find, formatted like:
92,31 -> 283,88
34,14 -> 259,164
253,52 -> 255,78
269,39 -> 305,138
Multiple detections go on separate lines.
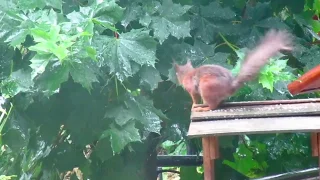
174,29 -> 293,112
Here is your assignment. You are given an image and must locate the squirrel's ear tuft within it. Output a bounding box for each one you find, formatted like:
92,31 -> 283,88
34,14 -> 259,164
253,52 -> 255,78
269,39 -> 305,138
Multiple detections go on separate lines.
173,62 -> 179,70
172,58 -> 177,66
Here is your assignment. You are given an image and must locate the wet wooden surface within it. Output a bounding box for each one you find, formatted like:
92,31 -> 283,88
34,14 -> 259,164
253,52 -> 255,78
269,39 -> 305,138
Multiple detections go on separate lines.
188,116 -> 320,137
191,100 -> 320,121
288,64 -> 320,95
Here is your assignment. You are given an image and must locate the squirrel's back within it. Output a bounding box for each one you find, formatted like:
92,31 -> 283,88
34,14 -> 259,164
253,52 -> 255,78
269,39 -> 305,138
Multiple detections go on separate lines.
194,65 -> 234,85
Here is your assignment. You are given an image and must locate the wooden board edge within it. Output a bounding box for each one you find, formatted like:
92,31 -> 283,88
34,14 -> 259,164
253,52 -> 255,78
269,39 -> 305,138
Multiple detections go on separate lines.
187,116 -> 320,138
187,129 -> 320,138
193,98 -> 320,108
191,112 -> 320,121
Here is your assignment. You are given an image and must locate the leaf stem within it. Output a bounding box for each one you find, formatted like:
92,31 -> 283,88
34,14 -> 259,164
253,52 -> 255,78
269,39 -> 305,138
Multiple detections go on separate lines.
114,76 -> 128,97
214,42 -> 227,49
0,103 -> 13,133
115,76 -> 119,97
218,32 -> 239,52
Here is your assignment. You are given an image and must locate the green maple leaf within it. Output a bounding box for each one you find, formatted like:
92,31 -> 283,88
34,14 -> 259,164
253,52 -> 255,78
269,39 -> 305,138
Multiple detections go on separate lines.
299,45 -> 320,71
0,9 -> 29,46
192,40 -> 231,68
0,8 -> 62,47
0,44 -> 14,80
9,0 -> 62,10
231,48 -> 248,75
259,73 -> 275,92
223,142 -> 268,178
69,58 -> 100,91
95,138 -> 114,162
105,106 -> 135,126
190,15 -> 217,44
255,17 -> 290,30
124,95 -> 163,136
121,2 -> 143,27
65,8 -> 95,34
101,121 -> 141,154
105,94 -> 164,137
245,2 -> 272,22
92,0 -> 124,26
34,9 -> 61,25
32,57 -> 99,95
190,1 -> 237,44
2,109 -> 31,151
29,54 -> 55,79
168,66 -> 178,84
180,167 -> 202,180
199,1 -> 236,20
140,0 -> 191,44
314,0 -> 320,10
93,28 -> 157,81
5,28 -> 30,47
29,25 -> 87,61
258,57 -> 292,93
47,0 -> 62,10
267,59 -> 288,73
20,135 -> 52,170
139,65 -> 162,91
1,69 -> 34,98
68,0 -> 124,32
35,61 -> 69,95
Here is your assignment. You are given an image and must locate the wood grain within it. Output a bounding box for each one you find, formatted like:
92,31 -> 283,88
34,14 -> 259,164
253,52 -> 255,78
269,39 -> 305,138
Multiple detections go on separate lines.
312,132 -> 318,156
193,98 -> 320,108
191,102 -> 320,121
188,116 -> 320,138
209,137 -> 219,159
288,64 -> 320,95
202,137 -> 214,180
318,133 -> 320,178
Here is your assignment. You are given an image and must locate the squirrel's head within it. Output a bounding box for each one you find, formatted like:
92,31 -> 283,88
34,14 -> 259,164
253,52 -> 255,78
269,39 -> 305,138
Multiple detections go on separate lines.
174,60 -> 194,85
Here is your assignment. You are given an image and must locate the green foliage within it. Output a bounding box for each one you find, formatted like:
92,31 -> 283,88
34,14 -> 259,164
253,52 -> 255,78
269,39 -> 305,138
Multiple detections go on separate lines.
161,139 -> 187,155
93,29 -> 157,81
180,166 -> 202,180
223,136 -> 268,178
0,0 -> 319,179
232,49 -> 295,93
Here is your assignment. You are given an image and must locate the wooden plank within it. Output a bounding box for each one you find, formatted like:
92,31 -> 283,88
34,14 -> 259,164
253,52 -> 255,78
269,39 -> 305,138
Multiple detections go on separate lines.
209,137 -> 219,159
191,102 -> 320,121
287,64 -> 320,95
188,116 -> 320,138
202,137 -> 214,180
318,133 -> 320,178
311,132 -> 318,156
193,98 -> 320,108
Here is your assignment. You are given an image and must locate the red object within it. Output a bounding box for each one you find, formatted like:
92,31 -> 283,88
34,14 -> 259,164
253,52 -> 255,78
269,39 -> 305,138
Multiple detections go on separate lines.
288,65 -> 320,95
313,15 -> 319,20
114,32 -> 119,39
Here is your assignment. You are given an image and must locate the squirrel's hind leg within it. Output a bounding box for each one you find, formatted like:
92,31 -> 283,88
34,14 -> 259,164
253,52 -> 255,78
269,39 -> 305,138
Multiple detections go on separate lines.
190,93 -> 201,109
186,90 -> 201,111
193,77 -> 227,112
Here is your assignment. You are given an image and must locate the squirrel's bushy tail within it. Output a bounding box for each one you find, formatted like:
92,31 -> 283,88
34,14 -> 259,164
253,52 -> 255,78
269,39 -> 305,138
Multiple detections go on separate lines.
231,29 -> 293,92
